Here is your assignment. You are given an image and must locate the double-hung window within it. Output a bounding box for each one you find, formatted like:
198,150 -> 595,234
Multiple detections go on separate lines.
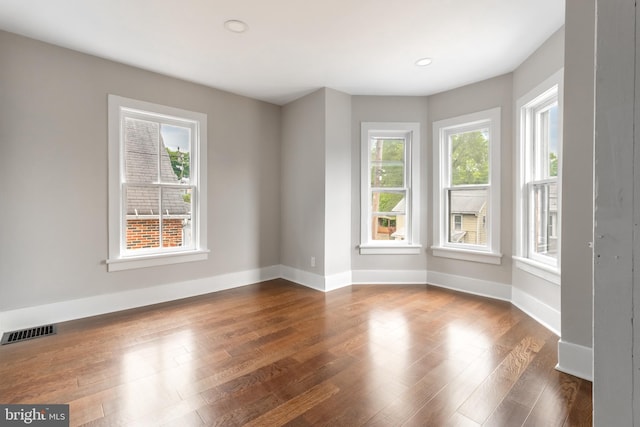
107,95 -> 208,271
432,108 -> 501,264
515,70 -> 562,282
360,122 -> 421,255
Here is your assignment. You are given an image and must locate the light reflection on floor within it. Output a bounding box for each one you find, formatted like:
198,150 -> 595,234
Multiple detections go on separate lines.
367,309 -> 410,383
441,322 -> 494,399
444,322 -> 488,351
119,330 -> 194,422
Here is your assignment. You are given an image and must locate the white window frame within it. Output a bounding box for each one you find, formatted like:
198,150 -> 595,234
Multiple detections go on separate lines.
432,107 -> 502,264
514,70 -> 563,284
359,122 -> 421,255
107,95 -> 208,271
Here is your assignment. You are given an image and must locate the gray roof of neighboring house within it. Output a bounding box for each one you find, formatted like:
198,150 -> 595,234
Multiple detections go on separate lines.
450,190 -> 486,215
124,118 -> 190,216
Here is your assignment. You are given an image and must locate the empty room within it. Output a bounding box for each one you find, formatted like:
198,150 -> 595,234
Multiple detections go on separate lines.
0,0 -> 636,426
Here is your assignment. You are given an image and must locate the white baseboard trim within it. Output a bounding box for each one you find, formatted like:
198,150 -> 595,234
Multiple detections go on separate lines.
351,269 -> 427,285
557,339 -> 593,381
426,270 -> 511,301
0,265 -> 281,335
279,265 -> 351,292
325,270 -> 353,291
511,286 -> 561,336
280,265 -> 325,291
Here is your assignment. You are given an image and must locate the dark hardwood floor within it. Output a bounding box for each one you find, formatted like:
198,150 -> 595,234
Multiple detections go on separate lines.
0,279 -> 592,426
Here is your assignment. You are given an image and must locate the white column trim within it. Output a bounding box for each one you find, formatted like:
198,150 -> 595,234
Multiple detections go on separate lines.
280,265 -> 327,291
557,339 -> 594,381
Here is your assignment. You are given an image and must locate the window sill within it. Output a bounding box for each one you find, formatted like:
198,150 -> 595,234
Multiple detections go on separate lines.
513,256 -> 560,285
106,249 -> 209,272
359,244 -> 422,255
431,246 -> 502,265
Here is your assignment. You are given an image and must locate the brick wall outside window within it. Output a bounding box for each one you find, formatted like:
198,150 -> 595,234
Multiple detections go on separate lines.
126,219 -> 183,249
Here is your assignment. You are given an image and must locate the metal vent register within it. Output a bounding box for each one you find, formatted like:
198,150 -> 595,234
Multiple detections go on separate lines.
1,324 -> 57,345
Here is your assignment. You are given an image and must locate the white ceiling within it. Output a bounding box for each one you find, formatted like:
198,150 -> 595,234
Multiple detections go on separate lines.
0,0 -> 564,105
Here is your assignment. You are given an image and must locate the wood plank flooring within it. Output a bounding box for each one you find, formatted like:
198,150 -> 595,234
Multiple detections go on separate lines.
0,279 -> 592,426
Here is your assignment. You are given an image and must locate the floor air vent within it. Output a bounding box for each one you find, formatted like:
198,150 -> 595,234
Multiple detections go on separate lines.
1,324 -> 57,345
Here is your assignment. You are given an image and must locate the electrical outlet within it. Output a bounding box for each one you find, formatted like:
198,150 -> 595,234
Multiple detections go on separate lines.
310,256 -> 316,267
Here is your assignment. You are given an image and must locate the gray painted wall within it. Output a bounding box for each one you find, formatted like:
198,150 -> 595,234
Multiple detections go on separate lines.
280,89 -> 326,274
513,27 -> 565,98
324,89 -> 352,276
350,96 -> 429,272
511,27 -> 565,312
562,0 -> 595,350
427,75 -> 513,285
0,30 -> 282,311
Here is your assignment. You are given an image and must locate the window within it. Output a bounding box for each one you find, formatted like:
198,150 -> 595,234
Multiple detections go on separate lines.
107,95 -> 208,271
453,214 -> 463,232
515,70 -> 563,281
360,122 -> 421,255
432,108 -> 501,264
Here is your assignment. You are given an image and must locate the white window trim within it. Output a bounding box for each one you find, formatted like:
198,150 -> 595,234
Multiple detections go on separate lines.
513,256 -> 561,285
359,122 -> 421,255
515,69 -> 563,284
107,95 -> 208,271
432,107 -> 502,264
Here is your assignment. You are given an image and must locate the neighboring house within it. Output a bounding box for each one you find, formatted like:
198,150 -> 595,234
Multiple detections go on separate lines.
450,190 -> 487,245
124,119 -> 191,249
548,182 -> 558,254
391,198 -> 406,240
534,181 -> 558,256
372,198 -> 406,241
373,216 -> 396,240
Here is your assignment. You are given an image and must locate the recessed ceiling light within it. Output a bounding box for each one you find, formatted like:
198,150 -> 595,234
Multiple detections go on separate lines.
415,57 -> 433,67
224,20 -> 248,33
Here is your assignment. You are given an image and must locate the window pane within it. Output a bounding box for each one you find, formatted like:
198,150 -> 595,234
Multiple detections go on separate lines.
370,138 -> 405,188
448,188 -> 488,245
125,185 -> 160,250
547,105 -> 559,177
161,187 -> 192,248
161,124 -> 191,184
124,118 -> 160,184
371,191 -> 405,214
453,214 -> 462,231
371,191 -> 406,241
531,181 -> 558,258
450,129 -> 489,186
371,214 -> 406,241
536,104 -> 559,179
